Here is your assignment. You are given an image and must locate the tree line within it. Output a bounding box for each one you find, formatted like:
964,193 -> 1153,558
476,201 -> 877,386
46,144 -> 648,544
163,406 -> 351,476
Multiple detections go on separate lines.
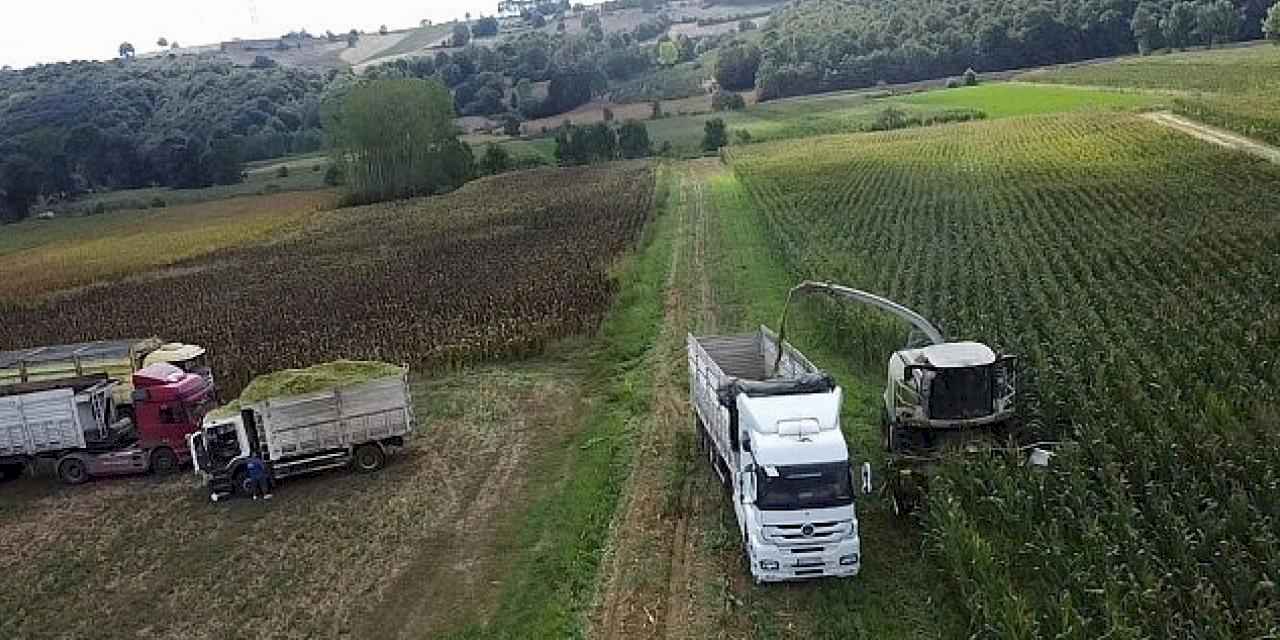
0,57 -> 334,221
751,0 -> 1277,101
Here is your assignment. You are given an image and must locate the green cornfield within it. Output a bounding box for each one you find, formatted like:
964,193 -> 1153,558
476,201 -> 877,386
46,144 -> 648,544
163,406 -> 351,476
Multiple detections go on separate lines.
729,113 -> 1280,637
1020,45 -> 1280,145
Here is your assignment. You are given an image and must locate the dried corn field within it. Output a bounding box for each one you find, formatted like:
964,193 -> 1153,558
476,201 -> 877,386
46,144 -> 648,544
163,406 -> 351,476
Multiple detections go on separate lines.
0,162 -> 655,397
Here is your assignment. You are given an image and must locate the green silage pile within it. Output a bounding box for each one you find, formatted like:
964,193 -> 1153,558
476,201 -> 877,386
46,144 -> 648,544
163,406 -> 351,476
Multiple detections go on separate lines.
211,360 -> 404,418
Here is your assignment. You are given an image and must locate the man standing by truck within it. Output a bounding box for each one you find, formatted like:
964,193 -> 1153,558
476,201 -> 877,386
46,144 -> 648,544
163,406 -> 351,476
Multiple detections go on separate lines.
245,455 -> 271,500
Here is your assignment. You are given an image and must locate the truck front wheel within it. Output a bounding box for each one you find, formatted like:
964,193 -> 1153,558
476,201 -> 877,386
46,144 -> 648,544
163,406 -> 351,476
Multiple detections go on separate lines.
58,458 -> 89,485
232,469 -> 256,497
353,444 -> 386,473
150,448 -> 178,475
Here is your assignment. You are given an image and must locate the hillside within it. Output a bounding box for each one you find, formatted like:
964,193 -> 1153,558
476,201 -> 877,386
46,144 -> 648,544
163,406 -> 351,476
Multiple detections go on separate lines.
754,0 -> 1273,100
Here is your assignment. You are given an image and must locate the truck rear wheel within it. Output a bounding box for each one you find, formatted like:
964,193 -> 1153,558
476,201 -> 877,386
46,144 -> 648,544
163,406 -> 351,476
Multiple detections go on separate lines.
58,458 -> 89,485
353,444 -> 386,473
150,448 -> 178,475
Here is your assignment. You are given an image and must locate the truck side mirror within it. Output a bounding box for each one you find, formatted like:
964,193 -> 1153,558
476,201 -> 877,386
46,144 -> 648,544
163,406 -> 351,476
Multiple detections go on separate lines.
902,365 -> 916,384
860,462 -> 873,496
740,469 -> 756,504
742,435 -> 752,453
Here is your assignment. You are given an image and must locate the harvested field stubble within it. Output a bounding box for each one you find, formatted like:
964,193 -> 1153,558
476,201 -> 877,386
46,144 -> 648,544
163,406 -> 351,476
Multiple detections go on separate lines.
0,163 -> 655,398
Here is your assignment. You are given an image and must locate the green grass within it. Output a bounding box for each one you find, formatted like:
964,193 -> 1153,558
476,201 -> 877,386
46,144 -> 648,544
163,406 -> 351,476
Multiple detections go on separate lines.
499,137 -> 558,163
365,24 -> 454,63
642,82 -> 1167,156
46,164 -> 329,217
445,164 -> 675,638
1018,44 -> 1280,94
900,82 -> 1165,118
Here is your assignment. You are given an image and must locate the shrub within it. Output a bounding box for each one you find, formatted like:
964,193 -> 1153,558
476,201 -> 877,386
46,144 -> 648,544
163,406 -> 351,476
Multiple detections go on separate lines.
479,144 -> 513,175
91,202 -> 107,215
503,116 -> 523,137
735,129 -> 753,144
149,196 -> 167,208
964,68 -> 979,86
702,118 -> 728,151
946,77 -> 963,89
712,91 -> 746,111
277,165 -> 290,178
323,164 -> 344,186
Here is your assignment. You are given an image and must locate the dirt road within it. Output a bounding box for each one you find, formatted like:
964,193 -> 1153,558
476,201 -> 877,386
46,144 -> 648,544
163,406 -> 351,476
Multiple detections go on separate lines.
590,159 -> 749,640
1143,111 -> 1280,164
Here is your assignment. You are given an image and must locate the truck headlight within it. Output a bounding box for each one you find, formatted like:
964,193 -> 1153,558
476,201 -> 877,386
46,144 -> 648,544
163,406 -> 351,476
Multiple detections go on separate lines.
759,560 -> 779,571
840,554 -> 859,566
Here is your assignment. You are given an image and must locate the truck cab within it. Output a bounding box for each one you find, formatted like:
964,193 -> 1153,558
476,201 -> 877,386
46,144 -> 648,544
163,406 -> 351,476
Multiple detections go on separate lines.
123,363 -> 217,474
732,384 -> 863,582
188,412 -> 252,498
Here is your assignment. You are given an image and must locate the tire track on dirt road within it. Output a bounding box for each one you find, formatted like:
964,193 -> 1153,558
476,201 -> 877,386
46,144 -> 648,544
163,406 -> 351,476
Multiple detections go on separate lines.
1142,111 -> 1280,164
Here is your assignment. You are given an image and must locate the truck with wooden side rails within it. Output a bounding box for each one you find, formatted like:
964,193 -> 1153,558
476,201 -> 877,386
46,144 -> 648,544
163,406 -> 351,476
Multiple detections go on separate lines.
0,363 -> 217,483
688,326 -> 871,584
188,364 -> 414,501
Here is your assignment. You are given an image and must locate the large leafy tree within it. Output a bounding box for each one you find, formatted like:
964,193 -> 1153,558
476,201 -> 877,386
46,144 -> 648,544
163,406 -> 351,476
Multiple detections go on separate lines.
1131,2 -> 1164,54
715,41 -> 762,90
327,79 -> 473,204
1196,0 -> 1241,47
1161,1 -> 1199,49
1264,1 -> 1280,40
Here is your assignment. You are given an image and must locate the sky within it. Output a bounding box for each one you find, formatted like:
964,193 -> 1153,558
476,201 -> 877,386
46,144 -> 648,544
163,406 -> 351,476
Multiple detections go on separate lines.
1,1 -> 563,69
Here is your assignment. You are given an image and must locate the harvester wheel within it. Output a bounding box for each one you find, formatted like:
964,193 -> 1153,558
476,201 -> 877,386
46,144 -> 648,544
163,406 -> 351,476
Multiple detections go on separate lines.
58,458 -> 89,485
150,448 -> 178,475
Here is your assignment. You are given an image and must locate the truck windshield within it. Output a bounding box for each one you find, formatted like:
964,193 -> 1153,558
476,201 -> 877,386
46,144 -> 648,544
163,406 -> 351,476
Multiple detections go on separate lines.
756,462 -> 853,511
206,424 -> 242,467
927,366 -> 993,420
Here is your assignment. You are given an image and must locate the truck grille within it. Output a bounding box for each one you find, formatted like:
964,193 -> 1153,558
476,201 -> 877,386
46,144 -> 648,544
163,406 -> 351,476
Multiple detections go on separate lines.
764,520 -> 850,545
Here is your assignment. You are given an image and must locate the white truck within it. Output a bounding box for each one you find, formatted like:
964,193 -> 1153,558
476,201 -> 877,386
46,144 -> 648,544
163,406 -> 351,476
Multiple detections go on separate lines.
188,368 -> 414,501
688,326 -> 870,584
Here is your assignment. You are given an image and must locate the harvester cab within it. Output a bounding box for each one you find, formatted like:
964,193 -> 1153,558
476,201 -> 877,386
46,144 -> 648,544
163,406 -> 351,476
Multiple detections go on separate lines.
773,281 -> 1035,516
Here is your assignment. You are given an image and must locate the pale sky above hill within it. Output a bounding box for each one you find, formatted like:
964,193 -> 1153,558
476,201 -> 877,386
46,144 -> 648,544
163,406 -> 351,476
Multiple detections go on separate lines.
2,1 -> 600,69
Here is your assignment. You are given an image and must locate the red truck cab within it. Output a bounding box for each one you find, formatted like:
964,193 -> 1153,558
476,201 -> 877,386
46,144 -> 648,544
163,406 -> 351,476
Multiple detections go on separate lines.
127,363 -> 217,472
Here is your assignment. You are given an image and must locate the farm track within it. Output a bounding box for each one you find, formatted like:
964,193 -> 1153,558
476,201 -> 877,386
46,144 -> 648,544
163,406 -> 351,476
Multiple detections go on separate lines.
373,365 -> 591,638
1143,111 -> 1280,163
592,159 -> 749,640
